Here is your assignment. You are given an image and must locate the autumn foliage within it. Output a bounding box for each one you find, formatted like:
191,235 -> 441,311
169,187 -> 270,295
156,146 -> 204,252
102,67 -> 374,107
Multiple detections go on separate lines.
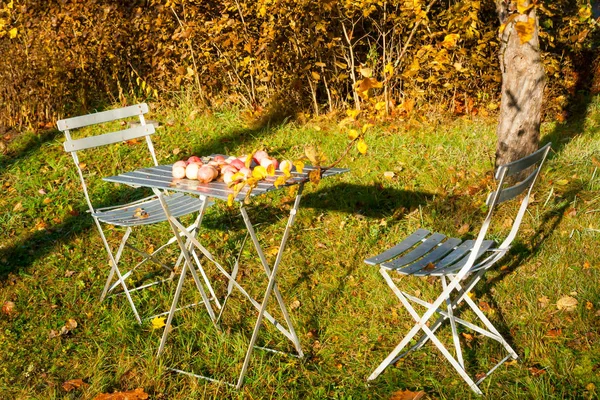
0,0 -> 597,129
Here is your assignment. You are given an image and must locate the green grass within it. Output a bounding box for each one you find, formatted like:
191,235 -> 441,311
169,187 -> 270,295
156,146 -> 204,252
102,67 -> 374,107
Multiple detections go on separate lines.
1,97 -> 599,399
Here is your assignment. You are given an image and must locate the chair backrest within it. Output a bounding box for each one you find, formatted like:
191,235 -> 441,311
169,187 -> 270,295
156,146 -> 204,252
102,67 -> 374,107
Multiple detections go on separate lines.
57,103 -> 158,213
457,143 -> 551,279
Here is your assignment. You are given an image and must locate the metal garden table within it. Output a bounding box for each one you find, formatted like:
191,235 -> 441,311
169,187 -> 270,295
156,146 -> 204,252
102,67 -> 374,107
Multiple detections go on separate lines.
104,157 -> 348,388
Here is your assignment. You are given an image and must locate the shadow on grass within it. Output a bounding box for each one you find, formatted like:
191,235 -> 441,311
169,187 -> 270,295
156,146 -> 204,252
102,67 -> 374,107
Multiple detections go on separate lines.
300,182 -> 435,218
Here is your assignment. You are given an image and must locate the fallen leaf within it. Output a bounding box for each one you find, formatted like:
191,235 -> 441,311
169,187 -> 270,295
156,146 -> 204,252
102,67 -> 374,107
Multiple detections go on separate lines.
555,179 -> 569,186
546,328 -> 562,337
389,389 -> 426,400
479,301 -> 492,313
2,301 -> 15,316
528,366 -> 547,376
290,300 -> 301,310
583,261 -> 590,269
65,318 -> 77,330
538,296 -> 550,308
62,378 -> 89,392
38,188 -> 47,195
383,171 -> 396,180
93,388 -> 149,400
457,223 -> 470,235
585,301 -> 593,310
151,316 -> 166,329
462,332 -> 474,342
424,262 -> 436,271
556,295 -> 578,312
13,202 -> 23,212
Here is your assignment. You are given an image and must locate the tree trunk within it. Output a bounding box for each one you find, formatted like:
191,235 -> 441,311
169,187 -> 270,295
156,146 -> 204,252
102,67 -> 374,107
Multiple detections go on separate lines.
495,1 -> 545,168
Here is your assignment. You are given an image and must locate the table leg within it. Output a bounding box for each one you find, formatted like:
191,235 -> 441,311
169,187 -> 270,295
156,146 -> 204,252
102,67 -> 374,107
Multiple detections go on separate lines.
235,183 -> 305,389
154,190 -> 219,356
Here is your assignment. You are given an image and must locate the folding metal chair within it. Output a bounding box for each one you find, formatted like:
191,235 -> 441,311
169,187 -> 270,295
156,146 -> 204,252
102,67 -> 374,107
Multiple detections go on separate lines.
58,103 -> 208,324
365,143 -> 551,394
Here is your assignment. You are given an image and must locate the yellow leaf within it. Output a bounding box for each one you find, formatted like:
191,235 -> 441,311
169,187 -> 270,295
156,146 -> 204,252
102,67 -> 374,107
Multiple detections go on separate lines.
517,0 -> 533,14
293,160 -> 304,174
315,62 -> 326,68
308,169 -> 322,185
441,33 -> 460,49
348,129 -> 359,140
7,0 -> 13,9
555,179 -> 569,186
357,139 -> 368,154
311,71 -> 321,81
515,17 -> 535,44
252,165 -> 268,180
151,317 -> 166,329
578,6 -> 592,20
265,163 -> 275,176
9,27 -> 17,39
334,61 -> 347,69
245,153 -> 254,168
384,62 -> 394,76
273,175 -> 288,188
346,109 -> 361,119
227,193 -> 234,207
304,145 -> 319,165
359,67 -> 372,78
361,123 -> 373,133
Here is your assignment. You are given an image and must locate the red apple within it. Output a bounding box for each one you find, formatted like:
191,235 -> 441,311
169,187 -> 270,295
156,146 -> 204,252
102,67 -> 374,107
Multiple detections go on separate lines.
188,156 -> 202,164
230,158 -> 245,170
253,150 -> 269,164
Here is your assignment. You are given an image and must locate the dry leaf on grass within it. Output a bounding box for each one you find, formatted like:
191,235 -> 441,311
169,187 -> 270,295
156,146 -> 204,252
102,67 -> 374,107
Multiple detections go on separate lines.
556,296 -> 578,312
93,387 -> 149,400
390,389 -> 426,400
538,296 -> 550,308
546,328 -> 562,337
49,318 -> 78,338
62,378 -> 89,392
2,301 -> 15,316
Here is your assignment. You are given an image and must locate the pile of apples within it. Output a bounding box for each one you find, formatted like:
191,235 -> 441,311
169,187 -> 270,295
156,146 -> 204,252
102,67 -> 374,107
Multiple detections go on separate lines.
172,150 -> 293,184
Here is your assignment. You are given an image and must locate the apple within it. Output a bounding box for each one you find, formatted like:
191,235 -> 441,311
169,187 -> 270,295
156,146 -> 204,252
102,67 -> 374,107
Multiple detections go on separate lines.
197,165 -> 217,183
185,162 -> 200,180
253,150 -> 269,164
239,167 -> 251,178
260,157 -> 279,170
230,158 -> 245,170
187,156 -> 202,164
172,161 -> 187,178
278,159 -> 293,173
223,170 -> 235,184
221,164 -> 238,175
213,155 -> 226,163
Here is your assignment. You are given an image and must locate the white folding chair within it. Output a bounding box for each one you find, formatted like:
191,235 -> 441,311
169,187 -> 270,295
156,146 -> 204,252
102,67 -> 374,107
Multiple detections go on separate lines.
365,143 -> 551,394
58,103 -> 208,324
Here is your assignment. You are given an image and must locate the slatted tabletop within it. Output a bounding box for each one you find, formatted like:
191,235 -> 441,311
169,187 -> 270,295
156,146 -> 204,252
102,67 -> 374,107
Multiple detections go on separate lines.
104,157 -> 349,202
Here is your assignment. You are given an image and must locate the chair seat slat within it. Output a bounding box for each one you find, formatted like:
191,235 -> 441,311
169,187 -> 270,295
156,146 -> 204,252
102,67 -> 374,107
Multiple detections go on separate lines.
426,240 -> 495,276
383,233 -> 446,270
364,229 -> 430,266
397,238 -> 462,275
94,193 -> 206,227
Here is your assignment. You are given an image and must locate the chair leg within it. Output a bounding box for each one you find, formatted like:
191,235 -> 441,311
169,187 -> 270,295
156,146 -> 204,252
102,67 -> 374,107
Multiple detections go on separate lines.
94,221 -> 141,324
100,227 -> 132,301
442,277 -> 464,369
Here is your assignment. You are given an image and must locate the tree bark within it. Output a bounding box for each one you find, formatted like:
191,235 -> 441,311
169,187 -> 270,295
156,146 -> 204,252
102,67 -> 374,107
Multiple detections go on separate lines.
495,1 -> 545,168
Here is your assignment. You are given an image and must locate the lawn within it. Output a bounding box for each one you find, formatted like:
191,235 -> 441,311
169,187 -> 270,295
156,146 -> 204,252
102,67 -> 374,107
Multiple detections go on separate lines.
0,97 -> 599,399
